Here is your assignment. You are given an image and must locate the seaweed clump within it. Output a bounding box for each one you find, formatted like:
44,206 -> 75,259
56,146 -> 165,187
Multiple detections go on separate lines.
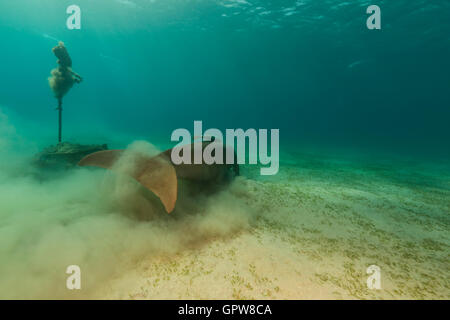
48,41 -> 83,143
48,41 -> 82,102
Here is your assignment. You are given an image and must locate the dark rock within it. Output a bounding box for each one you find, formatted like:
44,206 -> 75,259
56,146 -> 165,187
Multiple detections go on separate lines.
33,142 -> 108,170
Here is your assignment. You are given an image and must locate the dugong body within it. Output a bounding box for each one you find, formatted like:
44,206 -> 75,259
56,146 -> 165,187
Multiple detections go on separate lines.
78,142 -> 238,213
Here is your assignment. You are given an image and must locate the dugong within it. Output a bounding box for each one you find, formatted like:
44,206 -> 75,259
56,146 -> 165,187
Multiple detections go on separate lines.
78,142 -> 238,213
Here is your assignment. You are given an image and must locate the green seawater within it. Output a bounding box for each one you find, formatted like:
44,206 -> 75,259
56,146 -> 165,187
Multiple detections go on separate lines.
0,0 -> 448,299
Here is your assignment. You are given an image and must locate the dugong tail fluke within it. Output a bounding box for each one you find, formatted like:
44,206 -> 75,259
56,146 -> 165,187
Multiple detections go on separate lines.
79,149 -> 177,213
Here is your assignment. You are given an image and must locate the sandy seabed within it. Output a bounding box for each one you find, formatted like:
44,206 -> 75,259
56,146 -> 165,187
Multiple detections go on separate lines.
0,138 -> 448,299
93,151 -> 449,300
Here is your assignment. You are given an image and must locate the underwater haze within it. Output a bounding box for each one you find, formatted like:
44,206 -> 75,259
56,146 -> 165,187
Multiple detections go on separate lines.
1,0 -> 449,154
0,1 -> 449,299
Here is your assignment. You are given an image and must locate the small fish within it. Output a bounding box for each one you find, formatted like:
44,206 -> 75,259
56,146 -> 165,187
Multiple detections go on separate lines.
347,60 -> 365,69
42,33 -> 59,42
115,0 -> 138,8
